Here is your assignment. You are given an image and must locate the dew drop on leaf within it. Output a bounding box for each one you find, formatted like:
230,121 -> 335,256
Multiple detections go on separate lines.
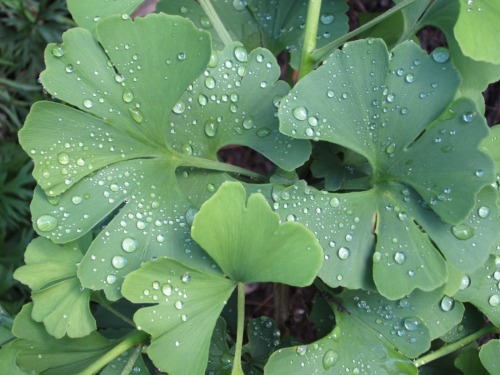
459,275 -> 471,290
111,256 -> 127,269
292,107 -> 308,121
65,64 -> 74,73
440,296 -> 455,312
181,273 -> 191,283
337,247 -> 350,260
488,295 -> 500,307
320,13 -> 334,25
296,345 -> 307,356
432,48 -> 450,63
162,283 -> 173,296
403,317 -> 421,331
36,215 -> 58,232
156,234 -> 165,243
478,206 -> 490,218
405,73 -> 415,83
385,142 -> 396,154
462,111 -> 476,123
373,252 -> 382,263
204,76 -> 216,89
71,195 -> 83,205
451,224 -> 474,240
232,0 -> 247,11
52,45 -> 64,57
83,99 -> 93,109
394,252 -> 406,264
128,108 -> 144,124
57,152 -> 70,165
242,117 -> 254,130
122,88 -> 134,103
172,101 -> 186,114
329,197 -> 340,207
174,301 -> 184,310
106,275 -> 117,284
233,46 -> 248,62
322,350 -> 339,369
256,128 -> 271,137
121,238 -> 138,253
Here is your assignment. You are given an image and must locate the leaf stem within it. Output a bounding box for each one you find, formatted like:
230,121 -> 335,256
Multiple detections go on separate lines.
231,282 -> 246,375
310,0 -> 418,64
298,0 -> 322,80
413,325 -> 498,367
120,343 -> 144,375
77,330 -> 149,375
199,0 -> 233,46
93,293 -> 135,327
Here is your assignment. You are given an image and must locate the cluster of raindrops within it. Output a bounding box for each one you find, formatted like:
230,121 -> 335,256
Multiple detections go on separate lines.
485,255 -> 500,308
465,0 -> 483,12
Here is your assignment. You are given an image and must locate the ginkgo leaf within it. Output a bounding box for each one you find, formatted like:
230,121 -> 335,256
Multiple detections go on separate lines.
274,38 -> 496,299
0,303 -> 116,375
158,0 -> 349,67
19,14 -> 309,300
13,236 -> 95,338
122,181 -> 322,374
191,181 -> 323,285
479,339 -> 500,374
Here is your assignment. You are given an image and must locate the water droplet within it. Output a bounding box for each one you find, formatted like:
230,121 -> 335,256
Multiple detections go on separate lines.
121,13 -> 130,20
204,76 -> 216,89
65,64 -> 74,73
204,119 -> 217,137
322,350 -> 339,369
181,144 -> 192,155
394,252 -> 406,264
386,93 -> 396,103
475,169 -> 484,178
36,215 -> 58,232
440,296 -> 455,312
112,255 -> 127,269
175,301 -> 184,310
256,128 -> 271,137
115,74 -> 125,83
106,275 -> 117,284
122,238 -> 138,253
329,197 -> 340,207
337,247 -> 350,260
292,107 -> 308,121
199,15 -> 212,28
432,48 -> 450,63
462,111 -> 476,123
403,317 -> 421,331
83,99 -> 93,109
488,294 -> 499,307
128,108 -> 144,124
385,142 -> 396,154
459,275 -> 470,290
242,117 -> 254,130
233,46 -> 248,62
320,13 -> 334,25
232,0 -> 247,11
373,252 -> 381,263
296,345 -> 307,355
207,183 -> 215,193
122,88 -> 134,103
177,52 -> 186,61
405,73 -> 415,83
57,152 -> 70,165
451,224 -> 474,240
156,234 -> 165,243
172,101 -> 186,114
198,94 -> 208,106
162,283 -> 173,296
52,45 -> 64,57
71,196 -> 83,205
478,206 -> 490,218
181,273 -> 191,283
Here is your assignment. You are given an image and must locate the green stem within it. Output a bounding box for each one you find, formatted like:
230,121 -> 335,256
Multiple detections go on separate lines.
231,282 -> 246,375
199,0 -> 233,46
77,330 -> 149,375
298,0 -> 322,80
93,293 -> 135,327
120,343 -> 144,375
413,325 -> 498,367
273,283 -> 290,335
311,0 -> 418,64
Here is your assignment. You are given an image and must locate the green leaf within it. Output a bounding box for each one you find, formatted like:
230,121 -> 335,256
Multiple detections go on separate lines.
275,38 -> 496,298
479,339 -> 500,374
13,236 -> 95,338
158,0 -> 349,67
440,304 -> 485,343
420,0 -> 500,111
20,14 -> 308,301
3,303 -> 115,375
100,346 -> 150,375
67,0 -> 143,36
455,347 -> 489,375
454,253 -> 500,327
482,125 -> 500,172
243,316 -> 280,364
191,181 -> 323,285
393,0 -> 431,41
454,0 -> 500,64
265,289 -> 418,374
122,258 -> 236,375
207,318 -> 234,374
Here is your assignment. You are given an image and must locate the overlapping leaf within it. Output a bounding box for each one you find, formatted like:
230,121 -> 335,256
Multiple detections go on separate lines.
122,182 -> 323,374
19,14 -> 309,300
0,303 -> 115,375
275,38 -> 496,299
158,0 -> 349,66
13,236 -> 95,338
479,339 -> 500,374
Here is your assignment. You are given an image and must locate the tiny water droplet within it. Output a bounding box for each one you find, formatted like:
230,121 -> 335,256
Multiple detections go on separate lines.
111,255 -> 127,269
36,215 -> 58,232
451,224 -> 474,240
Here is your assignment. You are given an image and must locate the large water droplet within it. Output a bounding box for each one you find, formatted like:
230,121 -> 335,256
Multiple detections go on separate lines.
129,108 -> 144,124
337,247 -> 350,260
440,296 -> 454,312
71,196 -> 83,205
451,224 -> 474,240
459,275 -> 470,290
204,76 -> 216,89
296,345 -> 307,356
385,142 -> 396,154
122,238 -> 138,253
175,301 -> 184,310
432,48 -> 450,63
394,252 -> 406,264
162,283 -> 173,296
106,275 -> 117,284
204,119 -> 217,137
322,350 -> 339,369
320,13 -> 334,25
242,117 -> 254,130
172,101 -> 186,114
403,317 -> 421,331
112,255 -> 127,269
489,294 -> 500,307
405,73 -> 415,83
329,197 -> 340,208
36,215 -> 58,232
83,99 -> 93,109
57,152 -> 70,165
232,0 -> 247,11
122,88 -> 134,103
234,46 -> 248,62
478,206 -> 490,218
52,45 -> 64,57
292,107 -> 308,121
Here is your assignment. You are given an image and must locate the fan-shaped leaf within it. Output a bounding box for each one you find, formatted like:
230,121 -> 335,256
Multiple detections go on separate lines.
13,236 -> 95,338
479,339 -> 500,374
